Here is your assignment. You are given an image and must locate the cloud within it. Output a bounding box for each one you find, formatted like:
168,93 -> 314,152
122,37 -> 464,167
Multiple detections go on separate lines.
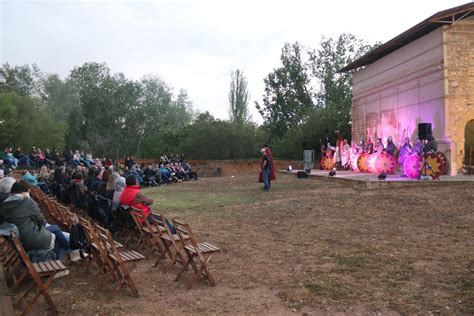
1,0 -> 468,124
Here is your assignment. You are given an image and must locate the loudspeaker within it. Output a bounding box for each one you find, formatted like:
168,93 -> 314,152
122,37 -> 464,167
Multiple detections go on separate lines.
418,123 -> 432,140
297,171 -> 308,178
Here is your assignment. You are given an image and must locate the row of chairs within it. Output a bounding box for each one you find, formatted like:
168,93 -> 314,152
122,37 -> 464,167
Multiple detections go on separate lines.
53,181 -> 222,291
129,209 -> 220,289
33,184 -> 220,291
29,186 -> 147,298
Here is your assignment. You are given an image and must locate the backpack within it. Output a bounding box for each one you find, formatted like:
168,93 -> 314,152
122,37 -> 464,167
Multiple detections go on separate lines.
70,223 -> 88,250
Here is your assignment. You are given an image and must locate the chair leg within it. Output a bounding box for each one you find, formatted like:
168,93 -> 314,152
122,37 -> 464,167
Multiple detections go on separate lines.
175,257 -> 192,282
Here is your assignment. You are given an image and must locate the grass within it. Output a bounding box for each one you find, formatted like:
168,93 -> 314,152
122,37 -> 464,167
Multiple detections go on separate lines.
142,174 -> 319,211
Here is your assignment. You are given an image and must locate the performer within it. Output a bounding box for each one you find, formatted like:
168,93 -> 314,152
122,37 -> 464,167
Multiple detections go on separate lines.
366,138 -> 374,154
260,149 -> 271,192
412,139 -> 424,155
258,144 -> 276,183
374,138 -> 385,153
424,136 -> 438,153
386,136 -> 396,157
358,139 -> 366,153
341,139 -> 351,170
331,140 -> 342,170
398,137 -> 412,166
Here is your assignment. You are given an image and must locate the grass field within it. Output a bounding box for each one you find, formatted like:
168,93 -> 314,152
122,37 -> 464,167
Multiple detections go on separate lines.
21,173 -> 474,314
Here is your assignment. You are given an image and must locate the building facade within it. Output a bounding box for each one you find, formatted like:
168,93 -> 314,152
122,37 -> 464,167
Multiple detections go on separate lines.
343,3 -> 474,175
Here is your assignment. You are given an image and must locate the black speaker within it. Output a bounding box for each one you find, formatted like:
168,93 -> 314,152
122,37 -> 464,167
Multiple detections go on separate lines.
418,123 -> 432,140
297,171 -> 308,178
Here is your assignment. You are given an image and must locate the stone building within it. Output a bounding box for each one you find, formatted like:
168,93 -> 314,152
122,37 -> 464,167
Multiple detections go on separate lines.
340,2 -> 474,175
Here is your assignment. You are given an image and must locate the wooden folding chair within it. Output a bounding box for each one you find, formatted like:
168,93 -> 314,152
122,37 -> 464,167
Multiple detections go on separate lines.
172,219 -> 220,289
0,235 -> 25,289
10,232 -> 67,316
94,224 -> 145,298
152,215 -> 188,272
77,217 -> 117,284
129,208 -> 165,254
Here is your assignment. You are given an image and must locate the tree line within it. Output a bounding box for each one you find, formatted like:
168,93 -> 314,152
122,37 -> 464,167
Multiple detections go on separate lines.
0,33 -> 377,160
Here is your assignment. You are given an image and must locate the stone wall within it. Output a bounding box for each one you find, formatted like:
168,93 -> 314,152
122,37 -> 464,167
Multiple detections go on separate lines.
443,17 -> 474,174
133,158 -> 304,177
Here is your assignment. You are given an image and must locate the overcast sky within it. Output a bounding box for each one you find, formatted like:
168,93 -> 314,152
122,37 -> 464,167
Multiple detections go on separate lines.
0,0 -> 468,123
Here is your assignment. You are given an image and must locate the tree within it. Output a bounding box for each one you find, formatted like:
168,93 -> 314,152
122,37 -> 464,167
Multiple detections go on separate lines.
41,74 -> 80,122
308,34 -> 375,141
255,42 -> 313,140
69,62 -> 137,157
228,69 -> 250,124
0,63 -> 41,96
0,92 -> 65,150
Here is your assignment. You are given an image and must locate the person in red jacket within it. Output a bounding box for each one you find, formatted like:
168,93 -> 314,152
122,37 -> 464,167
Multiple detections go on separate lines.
119,175 -> 153,223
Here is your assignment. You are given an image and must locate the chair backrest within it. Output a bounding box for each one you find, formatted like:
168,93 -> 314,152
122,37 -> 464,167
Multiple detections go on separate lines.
78,216 -> 96,246
94,224 -> 124,263
172,219 -> 200,255
10,232 -> 42,282
129,208 -> 145,233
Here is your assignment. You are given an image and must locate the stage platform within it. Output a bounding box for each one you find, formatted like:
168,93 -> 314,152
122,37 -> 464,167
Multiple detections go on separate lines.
280,169 -> 474,189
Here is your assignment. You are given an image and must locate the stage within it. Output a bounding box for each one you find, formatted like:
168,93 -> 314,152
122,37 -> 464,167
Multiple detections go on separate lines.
280,169 -> 474,189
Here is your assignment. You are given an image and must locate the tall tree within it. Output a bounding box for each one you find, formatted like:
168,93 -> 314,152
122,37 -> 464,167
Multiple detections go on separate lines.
308,34 -> 376,142
255,42 -> 313,140
41,74 -> 80,122
228,69 -> 251,124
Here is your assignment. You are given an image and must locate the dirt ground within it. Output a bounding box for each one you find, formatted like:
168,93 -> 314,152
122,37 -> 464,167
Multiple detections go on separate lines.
11,173 -> 474,315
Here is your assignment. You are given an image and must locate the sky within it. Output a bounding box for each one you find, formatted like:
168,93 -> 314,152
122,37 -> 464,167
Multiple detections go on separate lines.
0,0 -> 469,123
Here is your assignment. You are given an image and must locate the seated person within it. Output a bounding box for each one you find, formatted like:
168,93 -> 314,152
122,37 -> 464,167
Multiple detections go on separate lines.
14,147 -> 31,168
0,180 -> 70,260
112,176 -> 126,211
22,170 -> 38,186
120,175 -> 153,223
144,165 -> 159,186
0,176 -> 15,203
159,164 -> 171,183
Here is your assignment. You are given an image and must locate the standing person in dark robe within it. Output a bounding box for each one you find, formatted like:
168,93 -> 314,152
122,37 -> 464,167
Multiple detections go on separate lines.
386,136 -> 396,157
258,144 -> 276,183
260,149 -> 271,192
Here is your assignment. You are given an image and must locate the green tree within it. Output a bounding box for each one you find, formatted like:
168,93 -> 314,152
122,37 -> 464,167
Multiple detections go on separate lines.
0,63 -> 41,96
309,34 -> 374,141
228,69 -> 251,124
0,92 -> 65,150
41,74 -> 80,122
255,42 -> 313,140
69,62 -> 137,157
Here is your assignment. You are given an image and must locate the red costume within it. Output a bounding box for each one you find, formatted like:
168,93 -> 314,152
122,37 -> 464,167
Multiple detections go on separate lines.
119,185 -> 151,223
258,148 -> 276,183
